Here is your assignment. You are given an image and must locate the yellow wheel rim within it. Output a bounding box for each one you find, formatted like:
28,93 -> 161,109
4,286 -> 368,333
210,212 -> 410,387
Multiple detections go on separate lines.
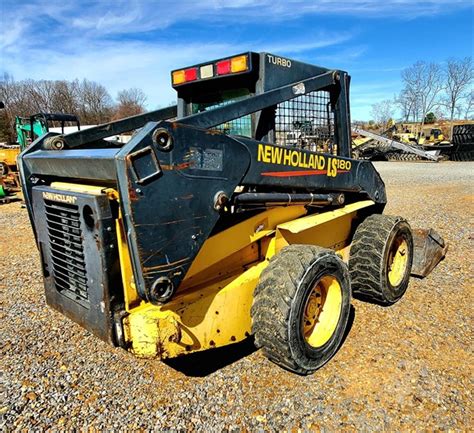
388,238 -> 408,287
302,276 -> 342,348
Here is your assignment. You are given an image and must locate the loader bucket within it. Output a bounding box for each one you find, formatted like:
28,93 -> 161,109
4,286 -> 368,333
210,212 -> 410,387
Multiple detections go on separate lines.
411,228 -> 448,278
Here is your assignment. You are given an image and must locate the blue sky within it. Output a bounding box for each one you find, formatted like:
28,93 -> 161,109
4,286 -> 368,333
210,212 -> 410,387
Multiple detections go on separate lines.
1,0 -> 473,119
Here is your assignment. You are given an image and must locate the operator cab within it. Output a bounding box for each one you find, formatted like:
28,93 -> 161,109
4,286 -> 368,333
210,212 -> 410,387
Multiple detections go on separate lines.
171,52 -> 351,157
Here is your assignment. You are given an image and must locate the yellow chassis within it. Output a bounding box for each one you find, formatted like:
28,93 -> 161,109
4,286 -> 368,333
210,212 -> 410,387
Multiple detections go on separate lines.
119,198 -> 375,359
51,182 -> 375,360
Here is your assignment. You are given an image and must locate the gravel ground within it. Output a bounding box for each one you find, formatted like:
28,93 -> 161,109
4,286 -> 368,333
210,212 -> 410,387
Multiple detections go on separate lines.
1,161 -> 473,431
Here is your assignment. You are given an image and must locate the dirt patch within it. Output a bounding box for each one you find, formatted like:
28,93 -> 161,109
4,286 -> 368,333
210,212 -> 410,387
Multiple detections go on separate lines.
1,162 -> 473,430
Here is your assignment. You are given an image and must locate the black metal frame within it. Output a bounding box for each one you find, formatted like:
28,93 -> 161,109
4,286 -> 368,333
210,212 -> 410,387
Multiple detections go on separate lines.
19,52 -> 386,338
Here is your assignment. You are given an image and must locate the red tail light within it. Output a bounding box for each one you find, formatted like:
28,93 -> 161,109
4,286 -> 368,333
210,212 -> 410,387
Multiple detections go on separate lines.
184,67 -> 198,82
172,54 -> 250,86
216,59 -> 231,75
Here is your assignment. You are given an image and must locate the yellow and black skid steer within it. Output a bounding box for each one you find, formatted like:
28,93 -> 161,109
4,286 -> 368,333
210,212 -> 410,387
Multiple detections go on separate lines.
19,52 -> 447,374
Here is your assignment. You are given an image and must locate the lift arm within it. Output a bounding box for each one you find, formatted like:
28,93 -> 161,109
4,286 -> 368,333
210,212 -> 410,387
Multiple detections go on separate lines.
57,105 -> 178,148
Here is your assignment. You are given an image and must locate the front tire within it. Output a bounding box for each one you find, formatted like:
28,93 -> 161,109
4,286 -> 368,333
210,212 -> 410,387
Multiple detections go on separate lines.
251,245 -> 351,375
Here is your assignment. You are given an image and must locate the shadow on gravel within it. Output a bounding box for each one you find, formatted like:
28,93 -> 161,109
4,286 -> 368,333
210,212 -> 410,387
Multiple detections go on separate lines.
342,305 -> 356,347
165,337 -> 257,377
165,307 -> 355,377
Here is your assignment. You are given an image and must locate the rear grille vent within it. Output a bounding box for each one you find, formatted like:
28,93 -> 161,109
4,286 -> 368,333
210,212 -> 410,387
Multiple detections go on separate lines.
44,199 -> 89,305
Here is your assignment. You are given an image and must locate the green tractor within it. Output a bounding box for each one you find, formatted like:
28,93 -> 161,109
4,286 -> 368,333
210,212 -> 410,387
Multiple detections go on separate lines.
1,113 -> 81,202
15,112 -> 81,150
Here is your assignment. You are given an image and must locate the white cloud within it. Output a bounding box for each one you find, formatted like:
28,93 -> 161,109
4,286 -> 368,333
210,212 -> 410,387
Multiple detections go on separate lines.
1,0 -> 470,120
3,42 -> 219,106
3,32 -> 360,109
0,0 -> 361,109
262,32 -> 355,54
2,0 -> 472,48
0,19 -> 26,50
312,46 -> 368,67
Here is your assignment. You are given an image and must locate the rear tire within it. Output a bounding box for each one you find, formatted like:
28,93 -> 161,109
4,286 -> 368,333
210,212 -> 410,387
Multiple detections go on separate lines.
349,214 -> 413,305
251,245 -> 351,375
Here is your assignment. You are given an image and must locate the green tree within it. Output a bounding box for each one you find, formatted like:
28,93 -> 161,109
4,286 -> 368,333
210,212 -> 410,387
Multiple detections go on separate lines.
424,112 -> 436,124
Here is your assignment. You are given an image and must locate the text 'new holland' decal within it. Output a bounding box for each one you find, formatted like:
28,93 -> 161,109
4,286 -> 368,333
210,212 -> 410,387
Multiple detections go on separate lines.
257,143 -> 351,178
42,191 -> 78,204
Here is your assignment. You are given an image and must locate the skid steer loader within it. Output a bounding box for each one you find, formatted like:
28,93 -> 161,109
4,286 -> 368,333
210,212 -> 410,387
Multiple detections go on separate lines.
19,52 -> 447,374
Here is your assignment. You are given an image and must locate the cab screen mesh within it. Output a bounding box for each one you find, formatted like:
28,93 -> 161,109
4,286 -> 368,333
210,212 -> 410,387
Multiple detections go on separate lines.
275,91 -> 336,154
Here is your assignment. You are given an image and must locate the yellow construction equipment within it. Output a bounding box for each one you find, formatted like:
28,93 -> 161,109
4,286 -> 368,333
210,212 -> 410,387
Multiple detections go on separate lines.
19,52 -> 447,374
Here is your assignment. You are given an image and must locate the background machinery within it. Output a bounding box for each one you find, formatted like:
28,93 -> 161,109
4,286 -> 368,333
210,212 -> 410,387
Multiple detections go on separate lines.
19,52 -> 446,374
15,112 -> 81,150
352,121 -> 473,162
449,123 -> 474,160
0,113 -> 80,202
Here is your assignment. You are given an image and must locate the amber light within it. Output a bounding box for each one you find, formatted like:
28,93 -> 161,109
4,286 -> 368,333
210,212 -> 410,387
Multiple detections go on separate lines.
172,54 -> 249,85
231,55 -> 248,73
172,70 -> 185,85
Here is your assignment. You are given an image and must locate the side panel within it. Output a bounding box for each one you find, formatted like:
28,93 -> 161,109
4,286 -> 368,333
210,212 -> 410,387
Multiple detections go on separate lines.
124,262 -> 267,358
260,52 -> 330,91
115,122 -> 252,303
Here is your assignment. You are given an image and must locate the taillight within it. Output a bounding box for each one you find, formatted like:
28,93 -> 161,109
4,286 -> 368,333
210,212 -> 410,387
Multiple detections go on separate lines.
216,59 -> 231,75
231,55 -> 247,73
172,70 -> 186,85
171,54 -> 250,86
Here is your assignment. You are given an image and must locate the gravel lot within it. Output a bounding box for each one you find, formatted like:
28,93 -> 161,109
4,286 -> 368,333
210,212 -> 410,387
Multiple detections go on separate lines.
1,161 -> 473,431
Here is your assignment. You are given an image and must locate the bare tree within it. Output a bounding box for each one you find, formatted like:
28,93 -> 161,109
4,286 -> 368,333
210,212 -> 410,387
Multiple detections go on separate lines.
0,73 -> 26,142
396,90 -> 413,122
464,90 -> 474,119
77,79 -> 113,124
113,88 -> 147,119
0,75 -> 117,139
51,80 -> 80,114
443,57 -> 473,123
401,61 -> 444,134
370,99 -> 395,127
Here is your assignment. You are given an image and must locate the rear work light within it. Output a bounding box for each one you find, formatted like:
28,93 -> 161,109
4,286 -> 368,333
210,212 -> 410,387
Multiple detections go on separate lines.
217,55 -> 248,75
172,67 -> 197,85
200,64 -> 213,79
172,54 -> 250,86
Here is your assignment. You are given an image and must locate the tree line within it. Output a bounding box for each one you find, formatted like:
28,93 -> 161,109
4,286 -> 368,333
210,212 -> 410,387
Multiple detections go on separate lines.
0,73 -> 147,143
2,58 -> 472,143
370,57 -> 473,130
